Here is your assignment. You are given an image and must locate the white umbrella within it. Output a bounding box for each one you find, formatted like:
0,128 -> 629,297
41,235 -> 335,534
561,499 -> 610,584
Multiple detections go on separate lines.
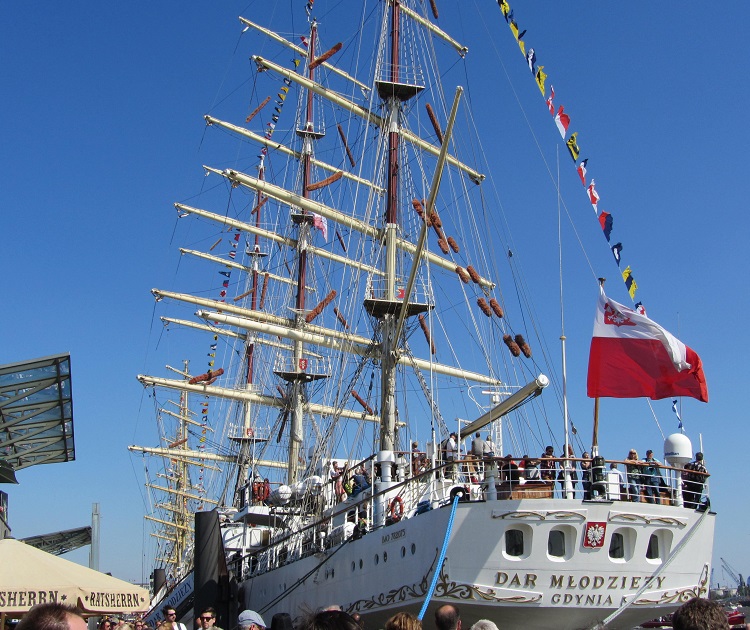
0,539 -> 148,616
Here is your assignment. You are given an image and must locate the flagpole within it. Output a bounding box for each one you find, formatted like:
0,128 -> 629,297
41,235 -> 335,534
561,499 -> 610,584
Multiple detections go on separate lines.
557,147 -> 573,499
592,397 -> 600,457
591,278 -> 606,458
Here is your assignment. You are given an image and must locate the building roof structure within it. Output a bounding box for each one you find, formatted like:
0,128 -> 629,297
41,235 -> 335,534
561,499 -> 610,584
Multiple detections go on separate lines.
0,353 -> 75,473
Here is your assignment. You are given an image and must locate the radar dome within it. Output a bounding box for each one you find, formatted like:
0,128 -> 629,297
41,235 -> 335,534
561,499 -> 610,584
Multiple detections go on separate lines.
664,433 -> 693,466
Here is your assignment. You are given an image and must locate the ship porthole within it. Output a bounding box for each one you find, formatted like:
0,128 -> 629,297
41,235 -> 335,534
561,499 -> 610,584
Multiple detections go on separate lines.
375,554 -> 379,565
411,543 -> 416,555
351,561 -> 356,572
401,546 -> 406,558
383,551 -> 388,562
359,558 -> 363,569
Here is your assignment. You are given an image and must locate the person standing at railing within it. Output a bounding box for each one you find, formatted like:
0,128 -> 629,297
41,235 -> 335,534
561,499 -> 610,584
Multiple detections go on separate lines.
522,455 -> 541,482
642,450 -> 662,504
330,460 -> 348,502
540,445 -> 556,481
471,432 -> 485,458
609,463 -> 626,499
501,454 -> 520,487
464,432 -> 483,480
683,452 -> 708,509
445,432 -> 458,479
411,441 -> 421,477
351,466 -> 371,497
625,449 -> 643,502
483,434 -> 495,459
557,444 -> 578,497
580,452 -> 592,499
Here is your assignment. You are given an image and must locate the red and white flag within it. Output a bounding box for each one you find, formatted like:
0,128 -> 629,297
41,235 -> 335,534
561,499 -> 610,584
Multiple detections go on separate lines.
554,105 -> 570,138
546,86 -> 555,115
577,159 -> 588,186
587,179 -> 600,212
587,289 -> 708,402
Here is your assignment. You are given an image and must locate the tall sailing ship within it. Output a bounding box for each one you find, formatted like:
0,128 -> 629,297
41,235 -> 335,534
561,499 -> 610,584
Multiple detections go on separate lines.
130,1 -> 715,628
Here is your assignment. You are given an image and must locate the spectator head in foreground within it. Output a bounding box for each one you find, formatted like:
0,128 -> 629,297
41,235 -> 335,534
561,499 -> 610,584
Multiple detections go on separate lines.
16,603 -> 87,630
672,597 -> 728,630
434,605 -> 461,630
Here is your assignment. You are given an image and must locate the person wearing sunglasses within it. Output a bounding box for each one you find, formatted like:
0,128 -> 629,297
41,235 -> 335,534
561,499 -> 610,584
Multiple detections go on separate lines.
198,608 -> 222,630
162,607 -> 187,630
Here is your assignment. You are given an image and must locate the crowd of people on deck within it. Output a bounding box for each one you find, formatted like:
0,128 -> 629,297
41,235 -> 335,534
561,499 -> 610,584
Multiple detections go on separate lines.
427,433 -> 709,507
13,596 -> 736,630
322,432 -> 708,509
436,432 -> 707,507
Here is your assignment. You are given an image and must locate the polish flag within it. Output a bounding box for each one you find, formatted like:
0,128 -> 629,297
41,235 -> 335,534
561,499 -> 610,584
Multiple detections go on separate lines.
587,289 -> 708,402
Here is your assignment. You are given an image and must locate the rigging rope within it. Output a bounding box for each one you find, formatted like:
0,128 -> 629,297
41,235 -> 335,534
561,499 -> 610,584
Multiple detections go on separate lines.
417,494 -> 460,620
404,340 -> 448,436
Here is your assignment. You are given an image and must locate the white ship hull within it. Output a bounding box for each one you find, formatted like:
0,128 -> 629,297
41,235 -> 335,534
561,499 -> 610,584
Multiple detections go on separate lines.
238,498 -> 714,630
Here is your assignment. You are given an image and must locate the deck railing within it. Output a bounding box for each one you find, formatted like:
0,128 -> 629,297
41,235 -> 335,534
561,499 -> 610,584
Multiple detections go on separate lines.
231,453 -> 710,579
445,454 -> 710,508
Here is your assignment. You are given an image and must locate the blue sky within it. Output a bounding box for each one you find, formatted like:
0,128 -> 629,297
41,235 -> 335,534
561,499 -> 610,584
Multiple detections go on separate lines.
1,1 -> 749,589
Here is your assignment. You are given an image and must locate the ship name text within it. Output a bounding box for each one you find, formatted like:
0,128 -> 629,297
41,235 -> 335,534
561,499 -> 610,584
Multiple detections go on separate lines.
496,572 -> 666,593
381,529 -> 406,544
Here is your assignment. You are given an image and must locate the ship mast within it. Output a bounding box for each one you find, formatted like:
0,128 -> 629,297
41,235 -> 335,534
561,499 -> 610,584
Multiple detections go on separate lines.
375,0 -> 424,452
143,361 -> 195,577
173,371 -> 190,568
281,19 -> 327,485
232,154 -> 267,504
380,0 -> 401,453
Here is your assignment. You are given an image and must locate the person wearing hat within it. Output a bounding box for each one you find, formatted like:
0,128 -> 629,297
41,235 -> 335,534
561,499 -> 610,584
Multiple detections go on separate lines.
238,611 -> 266,630
683,452 -> 708,509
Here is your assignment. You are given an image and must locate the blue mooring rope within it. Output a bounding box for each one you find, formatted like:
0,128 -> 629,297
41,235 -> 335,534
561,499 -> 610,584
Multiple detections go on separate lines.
417,494 -> 461,621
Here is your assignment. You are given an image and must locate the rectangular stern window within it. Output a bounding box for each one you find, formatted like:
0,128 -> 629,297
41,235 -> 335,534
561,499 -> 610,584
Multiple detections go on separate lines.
505,529 -> 524,557
609,532 -> 624,559
548,529 -> 565,557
